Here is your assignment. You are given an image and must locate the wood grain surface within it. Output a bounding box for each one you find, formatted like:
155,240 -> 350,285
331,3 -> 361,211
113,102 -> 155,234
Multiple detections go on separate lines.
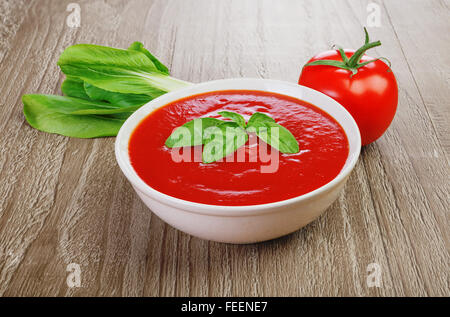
0,0 -> 448,297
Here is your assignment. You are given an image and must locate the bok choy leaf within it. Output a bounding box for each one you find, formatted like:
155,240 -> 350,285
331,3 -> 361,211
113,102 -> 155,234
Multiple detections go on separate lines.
57,44 -> 190,96
22,95 -> 136,138
83,82 -> 153,107
128,41 -> 169,75
22,42 -> 192,138
61,77 -> 90,100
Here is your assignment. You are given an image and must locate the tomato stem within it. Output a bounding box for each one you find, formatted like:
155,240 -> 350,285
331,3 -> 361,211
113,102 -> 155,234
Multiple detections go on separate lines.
347,40 -> 381,67
364,27 -> 370,45
304,28 -> 391,77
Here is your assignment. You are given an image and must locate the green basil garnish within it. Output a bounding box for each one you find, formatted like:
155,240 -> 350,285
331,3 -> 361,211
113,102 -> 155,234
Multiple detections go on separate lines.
203,122 -> 248,163
246,112 -> 275,126
246,112 -> 299,154
165,111 -> 299,163
165,117 -> 223,148
218,111 -> 246,129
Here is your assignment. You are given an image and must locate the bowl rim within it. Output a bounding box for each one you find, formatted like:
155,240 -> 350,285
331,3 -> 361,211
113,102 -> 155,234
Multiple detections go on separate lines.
115,78 -> 361,216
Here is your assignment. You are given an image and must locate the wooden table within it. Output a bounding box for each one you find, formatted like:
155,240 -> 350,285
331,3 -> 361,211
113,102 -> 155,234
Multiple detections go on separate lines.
0,0 -> 448,297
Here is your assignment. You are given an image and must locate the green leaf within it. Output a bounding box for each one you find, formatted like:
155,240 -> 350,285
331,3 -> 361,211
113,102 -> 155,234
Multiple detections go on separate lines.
84,82 -> 153,107
59,64 -> 180,96
58,44 -> 158,72
128,41 -> 169,75
23,43 -> 194,139
218,111 -> 246,128
22,95 -> 140,115
58,44 -> 190,96
61,77 -> 90,100
251,122 -> 299,154
23,94 -> 139,114
165,117 -> 223,148
247,112 -> 299,154
202,122 -> 248,163
22,94 -> 128,138
246,112 -> 275,129
165,111 -> 298,163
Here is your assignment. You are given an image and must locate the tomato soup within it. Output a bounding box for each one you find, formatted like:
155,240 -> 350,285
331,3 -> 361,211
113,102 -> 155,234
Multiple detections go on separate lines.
128,90 -> 349,206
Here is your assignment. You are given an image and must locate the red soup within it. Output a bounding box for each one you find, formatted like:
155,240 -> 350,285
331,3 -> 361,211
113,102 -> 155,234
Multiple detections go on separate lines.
129,90 -> 349,206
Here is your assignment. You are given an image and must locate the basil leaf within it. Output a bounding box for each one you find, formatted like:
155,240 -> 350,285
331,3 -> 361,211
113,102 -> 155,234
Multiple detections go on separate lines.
250,121 -> 299,154
22,95 -> 128,138
128,41 -> 169,75
247,112 -> 299,154
61,77 -> 90,100
165,117 -> 223,148
218,111 -> 246,128
202,122 -> 248,163
83,82 -> 153,107
247,112 -> 275,128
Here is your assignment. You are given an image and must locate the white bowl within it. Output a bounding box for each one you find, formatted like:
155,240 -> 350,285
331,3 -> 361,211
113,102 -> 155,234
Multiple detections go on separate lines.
115,78 -> 361,244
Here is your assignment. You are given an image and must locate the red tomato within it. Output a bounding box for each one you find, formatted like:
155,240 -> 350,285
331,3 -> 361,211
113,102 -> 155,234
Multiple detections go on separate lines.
299,47 -> 398,146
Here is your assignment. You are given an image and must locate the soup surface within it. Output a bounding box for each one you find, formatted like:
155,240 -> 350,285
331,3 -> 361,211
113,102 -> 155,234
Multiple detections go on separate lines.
129,90 -> 349,206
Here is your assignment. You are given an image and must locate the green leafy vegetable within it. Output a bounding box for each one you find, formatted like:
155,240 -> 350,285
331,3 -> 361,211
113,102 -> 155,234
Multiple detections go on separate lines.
128,42 -> 169,75
83,82 -> 152,107
59,44 -> 157,72
165,117 -> 223,148
23,94 -> 139,114
61,77 -> 90,100
22,95 -> 131,138
22,41 -> 190,138
203,122 -> 248,163
246,112 -> 299,153
58,44 -> 190,96
218,111 -> 246,129
165,111 -> 299,163
246,112 -> 275,127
